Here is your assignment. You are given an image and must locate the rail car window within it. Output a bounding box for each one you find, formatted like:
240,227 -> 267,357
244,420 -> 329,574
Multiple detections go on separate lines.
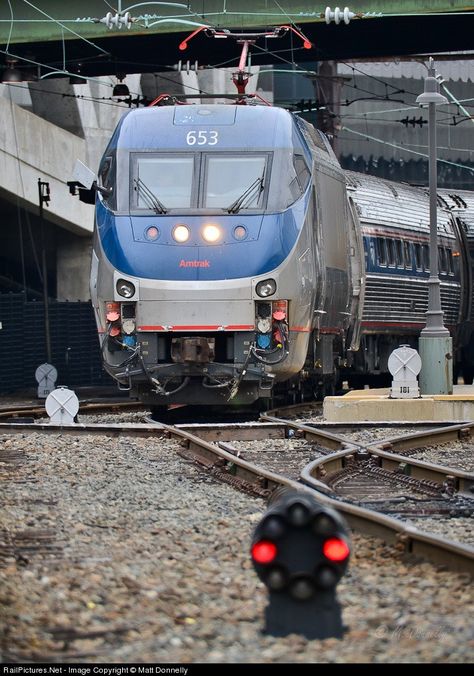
395,240 -> 404,267
403,241 -> 412,268
386,239 -> 396,267
422,244 -> 430,271
414,244 -> 422,270
135,156 -> 194,209
376,238 -> 387,266
203,155 -> 266,209
447,248 -> 454,274
438,247 -> 447,274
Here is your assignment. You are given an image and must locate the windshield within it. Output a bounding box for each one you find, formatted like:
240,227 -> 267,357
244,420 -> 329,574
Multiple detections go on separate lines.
204,156 -> 266,209
135,156 -> 194,208
131,152 -> 270,212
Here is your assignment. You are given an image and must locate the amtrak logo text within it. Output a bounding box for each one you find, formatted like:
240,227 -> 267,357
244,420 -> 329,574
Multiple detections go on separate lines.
179,259 -> 210,268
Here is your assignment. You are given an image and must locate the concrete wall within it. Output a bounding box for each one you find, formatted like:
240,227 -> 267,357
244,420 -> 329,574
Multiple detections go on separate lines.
56,235 -> 93,301
0,88 -> 94,235
0,77 -> 140,301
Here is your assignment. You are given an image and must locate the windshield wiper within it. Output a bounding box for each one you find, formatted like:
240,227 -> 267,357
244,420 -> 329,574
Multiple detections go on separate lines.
134,178 -> 168,214
226,175 -> 265,214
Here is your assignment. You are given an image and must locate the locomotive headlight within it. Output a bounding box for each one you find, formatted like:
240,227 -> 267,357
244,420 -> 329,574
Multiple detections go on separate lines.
116,279 -> 136,298
202,223 -> 221,243
145,226 -> 160,241
173,224 -> 190,243
233,225 -> 248,241
256,279 -> 277,298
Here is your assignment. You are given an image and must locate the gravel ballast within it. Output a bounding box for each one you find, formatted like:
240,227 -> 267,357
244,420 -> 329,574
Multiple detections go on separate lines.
0,430 -> 473,663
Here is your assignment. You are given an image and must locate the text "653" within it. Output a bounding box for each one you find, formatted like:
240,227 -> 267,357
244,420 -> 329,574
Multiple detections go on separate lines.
186,130 -> 219,145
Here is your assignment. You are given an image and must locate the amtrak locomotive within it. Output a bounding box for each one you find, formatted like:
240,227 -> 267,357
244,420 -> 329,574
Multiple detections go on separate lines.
88,102 -> 474,408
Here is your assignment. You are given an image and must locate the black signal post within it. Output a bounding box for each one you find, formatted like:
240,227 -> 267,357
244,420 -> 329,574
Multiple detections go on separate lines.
251,489 -> 350,639
38,179 -> 51,364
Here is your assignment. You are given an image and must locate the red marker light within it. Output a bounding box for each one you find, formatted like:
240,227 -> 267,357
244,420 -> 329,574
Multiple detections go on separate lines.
251,540 -> 277,564
323,538 -> 350,562
303,40 -> 312,50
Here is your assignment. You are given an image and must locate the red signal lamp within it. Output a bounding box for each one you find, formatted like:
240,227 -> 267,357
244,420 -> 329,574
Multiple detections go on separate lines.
323,537 -> 350,562
251,540 -> 277,564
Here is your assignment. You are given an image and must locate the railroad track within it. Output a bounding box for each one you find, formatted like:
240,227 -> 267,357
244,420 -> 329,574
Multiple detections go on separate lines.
0,400 -> 473,573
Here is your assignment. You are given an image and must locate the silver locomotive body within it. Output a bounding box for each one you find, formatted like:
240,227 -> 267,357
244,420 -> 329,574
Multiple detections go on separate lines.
90,104 -> 472,405
90,105 -> 356,405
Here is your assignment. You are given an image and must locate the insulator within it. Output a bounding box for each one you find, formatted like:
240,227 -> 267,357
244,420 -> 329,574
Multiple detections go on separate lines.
99,11 -> 132,30
325,6 -> 355,24
174,60 -> 199,74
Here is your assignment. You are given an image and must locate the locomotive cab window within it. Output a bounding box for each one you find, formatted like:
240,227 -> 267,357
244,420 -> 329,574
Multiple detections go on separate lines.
203,154 -> 268,210
98,154 -> 116,208
291,154 -> 311,193
133,155 -> 195,210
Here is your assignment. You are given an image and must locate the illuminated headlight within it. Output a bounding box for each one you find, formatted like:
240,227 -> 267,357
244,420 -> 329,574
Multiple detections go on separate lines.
116,279 -> 136,298
256,279 -> 277,298
202,223 -> 221,243
173,224 -> 190,243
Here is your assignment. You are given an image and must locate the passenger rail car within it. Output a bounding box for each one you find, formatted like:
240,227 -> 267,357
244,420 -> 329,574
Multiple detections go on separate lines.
344,172 -> 468,387
88,103 -> 473,406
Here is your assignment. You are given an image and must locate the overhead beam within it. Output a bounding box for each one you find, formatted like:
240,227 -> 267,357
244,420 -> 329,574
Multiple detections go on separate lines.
0,1 -> 473,44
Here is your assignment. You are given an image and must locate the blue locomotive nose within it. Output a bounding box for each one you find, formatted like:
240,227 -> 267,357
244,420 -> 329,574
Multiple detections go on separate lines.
97,204 -> 305,281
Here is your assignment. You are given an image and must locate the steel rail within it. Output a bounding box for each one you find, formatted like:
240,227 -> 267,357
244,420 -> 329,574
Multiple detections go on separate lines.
0,400 -> 144,420
159,422 -> 474,575
0,412 -> 472,574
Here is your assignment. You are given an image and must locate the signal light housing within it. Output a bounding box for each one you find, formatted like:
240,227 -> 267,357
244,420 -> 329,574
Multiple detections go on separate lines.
251,489 -> 350,639
251,540 -> 277,565
323,537 -> 351,563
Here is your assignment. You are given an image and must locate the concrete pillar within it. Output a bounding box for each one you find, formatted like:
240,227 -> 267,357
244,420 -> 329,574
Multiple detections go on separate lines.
56,236 -> 92,301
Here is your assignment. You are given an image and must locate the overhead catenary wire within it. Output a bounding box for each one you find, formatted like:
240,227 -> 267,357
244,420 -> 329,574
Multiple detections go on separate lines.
20,0 -> 110,56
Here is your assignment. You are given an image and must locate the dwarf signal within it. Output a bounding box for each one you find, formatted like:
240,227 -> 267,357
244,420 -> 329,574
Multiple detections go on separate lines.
251,489 -> 350,639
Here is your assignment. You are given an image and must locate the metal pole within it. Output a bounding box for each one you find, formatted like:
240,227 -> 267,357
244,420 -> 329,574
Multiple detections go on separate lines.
38,179 -> 52,364
416,59 -> 452,394
423,99 -> 446,335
